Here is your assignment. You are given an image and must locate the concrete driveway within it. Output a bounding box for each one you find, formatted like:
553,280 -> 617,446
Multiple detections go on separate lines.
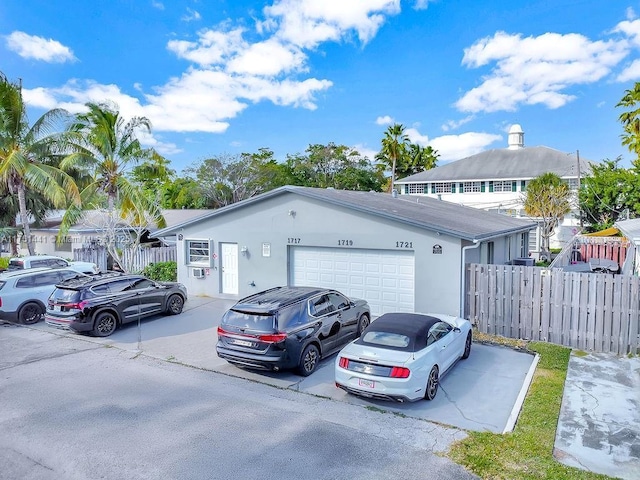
32,295 -> 536,434
28,295 -> 640,477
554,352 -> 640,480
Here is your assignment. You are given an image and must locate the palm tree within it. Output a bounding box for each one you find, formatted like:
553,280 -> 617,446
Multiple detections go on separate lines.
0,74 -> 80,254
617,82 -> 640,159
60,102 -> 166,231
377,124 -> 410,193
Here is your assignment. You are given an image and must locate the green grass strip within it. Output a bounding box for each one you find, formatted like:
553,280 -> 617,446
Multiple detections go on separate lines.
448,342 -> 617,480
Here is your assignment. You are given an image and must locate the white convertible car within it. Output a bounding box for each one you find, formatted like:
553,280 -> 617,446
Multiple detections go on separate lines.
335,312 -> 472,402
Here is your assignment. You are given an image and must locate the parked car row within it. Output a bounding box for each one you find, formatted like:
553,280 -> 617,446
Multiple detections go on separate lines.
0,267 -> 187,336
216,286 -> 472,402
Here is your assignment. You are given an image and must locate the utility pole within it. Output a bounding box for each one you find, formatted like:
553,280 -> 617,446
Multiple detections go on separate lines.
576,150 -> 583,229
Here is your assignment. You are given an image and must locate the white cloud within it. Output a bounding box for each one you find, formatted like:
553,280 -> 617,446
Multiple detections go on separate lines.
352,143 -> 378,161
5,31 -> 76,63
413,0 -> 432,10
441,115 -> 475,132
137,130 -> 182,155
182,8 -> 201,22
405,127 -> 429,145
227,39 -> 307,76
430,132 -> 502,161
264,0 -> 401,48
617,58 -> 640,82
456,31 -> 628,113
151,1 -> 164,10
167,27 -> 246,67
375,115 -> 394,125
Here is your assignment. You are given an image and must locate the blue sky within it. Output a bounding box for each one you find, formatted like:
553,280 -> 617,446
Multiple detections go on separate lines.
1,0 -> 639,173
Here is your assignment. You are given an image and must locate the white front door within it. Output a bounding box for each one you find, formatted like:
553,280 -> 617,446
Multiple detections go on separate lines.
221,243 -> 238,294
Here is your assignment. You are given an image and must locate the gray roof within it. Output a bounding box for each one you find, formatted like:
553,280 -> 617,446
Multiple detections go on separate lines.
396,146 -> 592,183
30,209 -> 211,233
615,218 -> 640,242
154,186 -> 536,242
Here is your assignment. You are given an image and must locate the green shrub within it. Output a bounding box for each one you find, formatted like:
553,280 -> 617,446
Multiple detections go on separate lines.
0,257 -> 9,271
142,261 -> 177,282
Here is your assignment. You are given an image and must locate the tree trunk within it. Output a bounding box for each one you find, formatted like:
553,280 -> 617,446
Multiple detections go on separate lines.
17,183 -> 35,255
391,155 -> 397,194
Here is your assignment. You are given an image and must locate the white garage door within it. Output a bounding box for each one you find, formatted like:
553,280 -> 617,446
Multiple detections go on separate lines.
290,246 -> 414,317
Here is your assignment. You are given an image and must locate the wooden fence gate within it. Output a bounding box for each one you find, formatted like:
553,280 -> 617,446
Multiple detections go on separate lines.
466,263 -> 640,354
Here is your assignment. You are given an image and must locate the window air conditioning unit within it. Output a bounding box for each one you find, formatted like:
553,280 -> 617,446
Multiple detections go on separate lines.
193,267 -> 205,279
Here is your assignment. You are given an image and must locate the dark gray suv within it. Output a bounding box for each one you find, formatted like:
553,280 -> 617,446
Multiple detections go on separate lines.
216,286 -> 370,376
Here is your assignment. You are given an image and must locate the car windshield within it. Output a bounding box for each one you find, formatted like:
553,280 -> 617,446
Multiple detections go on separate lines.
361,331 -> 411,348
222,310 -> 275,332
50,288 -> 81,303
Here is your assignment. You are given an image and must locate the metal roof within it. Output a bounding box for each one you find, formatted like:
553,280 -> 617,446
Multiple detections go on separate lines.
153,186 -> 536,242
396,146 -> 591,183
615,218 -> 640,243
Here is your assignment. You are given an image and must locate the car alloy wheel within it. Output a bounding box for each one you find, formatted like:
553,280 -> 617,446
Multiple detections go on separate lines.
462,331 -> 472,359
425,366 -> 439,401
19,302 -> 43,325
93,312 -> 117,337
167,294 -> 184,315
298,344 -> 320,376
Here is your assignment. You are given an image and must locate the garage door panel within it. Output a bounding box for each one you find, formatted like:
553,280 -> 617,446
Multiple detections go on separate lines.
291,246 -> 414,316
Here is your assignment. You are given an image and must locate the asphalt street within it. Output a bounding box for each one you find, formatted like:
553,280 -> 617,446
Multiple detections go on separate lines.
0,324 -> 476,480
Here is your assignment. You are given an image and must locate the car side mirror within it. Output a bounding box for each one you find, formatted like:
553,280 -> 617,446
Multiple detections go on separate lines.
454,327 -> 461,333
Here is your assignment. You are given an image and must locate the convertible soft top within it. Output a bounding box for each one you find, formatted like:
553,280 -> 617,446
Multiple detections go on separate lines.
356,312 -> 440,352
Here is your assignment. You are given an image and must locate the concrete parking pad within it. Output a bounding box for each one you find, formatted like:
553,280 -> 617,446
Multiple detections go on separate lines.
554,352 -> 640,480
31,296 -> 537,434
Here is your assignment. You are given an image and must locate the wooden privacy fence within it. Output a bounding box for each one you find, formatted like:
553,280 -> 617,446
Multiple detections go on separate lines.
125,245 -> 176,273
467,263 -> 640,355
74,245 -> 176,273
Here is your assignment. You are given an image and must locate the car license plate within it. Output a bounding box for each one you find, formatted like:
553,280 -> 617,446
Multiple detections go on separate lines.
359,378 -> 375,389
53,305 -> 61,312
233,339 -> 254,347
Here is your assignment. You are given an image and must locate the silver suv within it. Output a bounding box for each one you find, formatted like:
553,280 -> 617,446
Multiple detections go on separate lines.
0,268 -> 87,324
7,255 -> 99,274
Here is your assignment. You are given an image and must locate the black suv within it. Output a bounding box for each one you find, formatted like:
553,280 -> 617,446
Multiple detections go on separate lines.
45,272 -> 187,337
216,286 -> 370,376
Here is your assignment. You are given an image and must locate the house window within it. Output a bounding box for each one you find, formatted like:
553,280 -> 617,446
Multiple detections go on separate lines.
187,240 -> 210,265
433,182 -> 452,194
462,181 -> 482,193
492,180 -> 512,192
566,178 -> 579,190
408,184 -> 425,194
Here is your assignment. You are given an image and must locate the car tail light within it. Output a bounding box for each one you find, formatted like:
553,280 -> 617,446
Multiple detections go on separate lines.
63,301 -> 88,310
338,357 -> 349,369
0,297 -> 2,307
217,326 -> 286,344
390,366 -> 410,378
256,333 -> 287,343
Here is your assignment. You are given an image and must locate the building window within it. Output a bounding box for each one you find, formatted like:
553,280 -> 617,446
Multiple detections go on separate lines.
433,182 -> 452,193
187,240 -> 210,265
462,181 -> 482,193
408,184 -> 426,194
492,180 -> 512,192
566,178 -> 579,190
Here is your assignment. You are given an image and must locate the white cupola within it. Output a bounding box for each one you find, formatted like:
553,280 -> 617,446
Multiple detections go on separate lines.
507,124 -> 524,150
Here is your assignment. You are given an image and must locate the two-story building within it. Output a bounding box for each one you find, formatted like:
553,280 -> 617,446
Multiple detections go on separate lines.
395,125 -> 591,258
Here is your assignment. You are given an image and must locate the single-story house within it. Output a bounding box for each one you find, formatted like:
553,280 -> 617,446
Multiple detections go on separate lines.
153,186 -> 536,317
24,209 -> 210,258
